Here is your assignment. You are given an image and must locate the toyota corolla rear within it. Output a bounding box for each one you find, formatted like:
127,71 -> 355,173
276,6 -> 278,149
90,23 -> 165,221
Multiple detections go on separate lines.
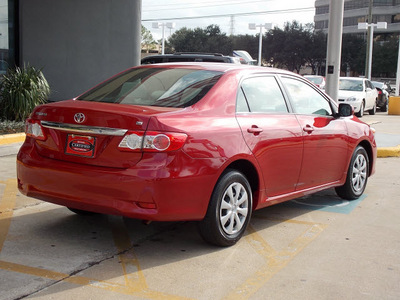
17,64 -> 241,221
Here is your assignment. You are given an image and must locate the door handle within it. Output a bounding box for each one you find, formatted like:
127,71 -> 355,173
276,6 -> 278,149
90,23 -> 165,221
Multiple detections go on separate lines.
303,125 -> 314,133
247,125 -> 263,135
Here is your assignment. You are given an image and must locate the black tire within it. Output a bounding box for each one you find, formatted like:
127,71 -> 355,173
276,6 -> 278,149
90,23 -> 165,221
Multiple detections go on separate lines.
68,207 -> 99,216
380,101 -> 388,112
356,102 -> 364,117
198,170 -> 252,247
369,101 -> 376,115
335,146 -> 369,200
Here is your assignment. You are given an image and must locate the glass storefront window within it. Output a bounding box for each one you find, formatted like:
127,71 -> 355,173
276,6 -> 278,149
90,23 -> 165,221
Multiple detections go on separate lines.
0,0 -> 16,74
0,0 -> 9,74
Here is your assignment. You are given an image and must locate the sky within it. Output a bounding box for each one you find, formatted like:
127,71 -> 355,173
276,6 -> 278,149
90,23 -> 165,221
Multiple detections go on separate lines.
142,0 -> 316,40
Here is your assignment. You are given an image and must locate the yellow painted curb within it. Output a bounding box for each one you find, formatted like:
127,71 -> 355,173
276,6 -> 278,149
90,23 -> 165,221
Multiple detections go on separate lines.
388,96 -> 400,115
0,133 -> 25,145
377,145 -> 400,158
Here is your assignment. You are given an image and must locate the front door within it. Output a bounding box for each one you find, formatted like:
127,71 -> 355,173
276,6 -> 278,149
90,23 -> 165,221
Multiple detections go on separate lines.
280,76 -> 349,190
236,75 -> 303,197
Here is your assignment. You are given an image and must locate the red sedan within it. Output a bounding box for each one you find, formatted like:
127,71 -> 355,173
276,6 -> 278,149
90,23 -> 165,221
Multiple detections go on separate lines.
17,63 -> 376,246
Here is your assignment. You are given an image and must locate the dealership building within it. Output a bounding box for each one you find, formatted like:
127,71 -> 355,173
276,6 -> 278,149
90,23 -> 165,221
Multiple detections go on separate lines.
315,0 -> 400,34
0,0 -> 142,101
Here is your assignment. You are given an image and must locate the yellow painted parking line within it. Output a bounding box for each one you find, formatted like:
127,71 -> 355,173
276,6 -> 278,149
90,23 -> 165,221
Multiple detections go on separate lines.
0,179 -> 189,298
0,178 -> 325,299
109,216 -> 192,299
0,178 -> 18,252
224,218 -> 328,299
0,133 -> 25,145
0,259 -> 149,296
109,216 -> 147,290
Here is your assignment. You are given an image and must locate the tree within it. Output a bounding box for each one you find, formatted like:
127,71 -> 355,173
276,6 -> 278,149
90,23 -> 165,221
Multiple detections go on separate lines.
168,25 -> 233,55
308,29 -> 327,75
341,34 -> 366,76
264,21 -> 312,73
231,34 -> 259,60
372,35 -> 399,78
141,25 -> 156,52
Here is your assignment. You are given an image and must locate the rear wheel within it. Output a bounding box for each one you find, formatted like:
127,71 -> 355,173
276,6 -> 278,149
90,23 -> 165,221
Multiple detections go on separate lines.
198,170 -> 252,247
335,146 -> 369,200
381,99 -> 388,112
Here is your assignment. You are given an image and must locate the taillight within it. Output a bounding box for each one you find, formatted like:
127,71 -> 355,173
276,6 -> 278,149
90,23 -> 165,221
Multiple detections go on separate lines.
25,119 -> 46,141
118,131 -> 187,152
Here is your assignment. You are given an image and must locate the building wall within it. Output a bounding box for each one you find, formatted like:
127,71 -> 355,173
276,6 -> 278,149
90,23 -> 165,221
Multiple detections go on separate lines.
20,0 -> 141,101
315,0 -> 400,34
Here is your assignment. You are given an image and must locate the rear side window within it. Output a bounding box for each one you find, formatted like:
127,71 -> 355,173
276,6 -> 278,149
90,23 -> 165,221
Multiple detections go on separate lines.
238,76 -> 288,113
78,68 -> 223,108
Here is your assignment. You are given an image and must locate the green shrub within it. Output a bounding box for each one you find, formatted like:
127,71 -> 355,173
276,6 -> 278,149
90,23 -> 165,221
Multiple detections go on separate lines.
0,66 -> 50,122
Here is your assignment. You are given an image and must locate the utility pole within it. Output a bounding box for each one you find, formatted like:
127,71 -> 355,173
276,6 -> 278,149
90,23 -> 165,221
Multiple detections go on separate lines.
229,15 -> 235,36
325,0 -> 345,102
365,0 -> 373,77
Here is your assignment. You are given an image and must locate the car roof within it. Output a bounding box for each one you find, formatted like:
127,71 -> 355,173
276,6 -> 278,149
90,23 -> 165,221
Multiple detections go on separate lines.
141,53 -> 237,64
137,62 -> 296,76
340,77 -> 365,80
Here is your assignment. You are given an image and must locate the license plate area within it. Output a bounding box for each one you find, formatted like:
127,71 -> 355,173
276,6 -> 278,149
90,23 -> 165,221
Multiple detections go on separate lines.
65,134 -> 96,158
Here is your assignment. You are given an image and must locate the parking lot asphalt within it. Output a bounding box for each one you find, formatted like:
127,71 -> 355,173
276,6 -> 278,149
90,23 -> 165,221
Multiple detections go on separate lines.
0,111 -> 399,299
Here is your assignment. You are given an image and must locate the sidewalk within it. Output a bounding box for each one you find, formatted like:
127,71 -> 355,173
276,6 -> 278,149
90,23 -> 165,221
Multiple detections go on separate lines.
1,113 -> 400,157
362,112 -> 400,157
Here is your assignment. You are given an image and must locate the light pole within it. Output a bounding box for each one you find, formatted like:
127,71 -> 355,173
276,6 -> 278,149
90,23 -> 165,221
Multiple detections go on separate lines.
358,21 -> 387,80
152,22 -> 175,55
249,23 -> 272,66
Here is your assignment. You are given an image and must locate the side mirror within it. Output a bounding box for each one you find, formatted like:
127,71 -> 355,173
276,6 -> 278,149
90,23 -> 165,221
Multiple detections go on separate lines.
338,103 -> 354,117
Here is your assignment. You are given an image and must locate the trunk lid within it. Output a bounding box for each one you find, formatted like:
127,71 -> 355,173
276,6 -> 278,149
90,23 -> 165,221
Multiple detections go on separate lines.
31,100 -> 179,168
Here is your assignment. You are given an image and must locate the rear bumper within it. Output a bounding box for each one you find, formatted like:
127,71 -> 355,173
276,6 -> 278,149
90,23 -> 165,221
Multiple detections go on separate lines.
17,143 -> 218,221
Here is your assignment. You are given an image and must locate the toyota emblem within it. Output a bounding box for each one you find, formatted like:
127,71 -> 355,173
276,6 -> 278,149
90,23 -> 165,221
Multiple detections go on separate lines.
74,113 -> 86,124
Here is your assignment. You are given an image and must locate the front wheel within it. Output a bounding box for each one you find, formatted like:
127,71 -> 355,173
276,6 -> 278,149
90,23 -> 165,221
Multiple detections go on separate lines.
198,170 -> 252,247
356,102 -> 364,117
335,146 -> 369,200
369,100 -> 376,115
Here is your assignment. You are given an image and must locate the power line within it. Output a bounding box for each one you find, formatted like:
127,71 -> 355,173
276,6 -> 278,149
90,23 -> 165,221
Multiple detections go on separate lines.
142,7 -> 314,22
143,0 -> 276,12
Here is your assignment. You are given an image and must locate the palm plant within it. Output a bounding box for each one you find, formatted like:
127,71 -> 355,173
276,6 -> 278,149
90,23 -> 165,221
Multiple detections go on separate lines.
0,66 -> 50,121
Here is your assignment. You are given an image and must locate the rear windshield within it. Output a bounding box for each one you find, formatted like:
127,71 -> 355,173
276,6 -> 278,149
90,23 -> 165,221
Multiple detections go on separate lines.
307,77 -> 323,85
78,67 -> 223,108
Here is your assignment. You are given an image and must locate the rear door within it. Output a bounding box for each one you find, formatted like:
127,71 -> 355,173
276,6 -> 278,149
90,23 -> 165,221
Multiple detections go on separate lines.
235,75 -> 303,197
280,76 -> 349,190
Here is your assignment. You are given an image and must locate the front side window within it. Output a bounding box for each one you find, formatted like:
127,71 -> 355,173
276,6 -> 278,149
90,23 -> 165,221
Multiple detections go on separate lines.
238,76 -> 288,113
281,77 -> 332,116
78,68 -> 223,108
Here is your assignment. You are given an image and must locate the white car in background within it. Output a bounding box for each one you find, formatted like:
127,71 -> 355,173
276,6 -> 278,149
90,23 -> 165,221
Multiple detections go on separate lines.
338,77 -> 378,117
304,75 -> 326,89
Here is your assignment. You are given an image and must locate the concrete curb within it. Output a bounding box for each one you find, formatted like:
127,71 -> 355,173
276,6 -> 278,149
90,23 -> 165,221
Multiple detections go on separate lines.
0,133 -> 399,158
377,146 -> 400,158
0,133 -> 25,145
